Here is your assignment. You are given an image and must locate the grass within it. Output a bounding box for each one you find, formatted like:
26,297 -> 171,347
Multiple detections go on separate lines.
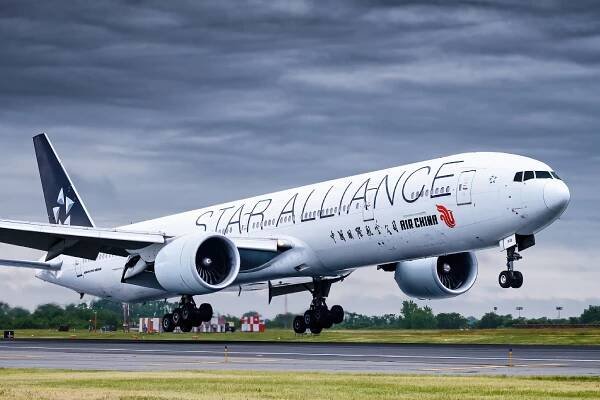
0,369 -> 598,399
10,327 -> 600,345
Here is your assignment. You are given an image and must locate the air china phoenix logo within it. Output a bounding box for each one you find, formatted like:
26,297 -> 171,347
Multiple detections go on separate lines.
436,204 -> 456,228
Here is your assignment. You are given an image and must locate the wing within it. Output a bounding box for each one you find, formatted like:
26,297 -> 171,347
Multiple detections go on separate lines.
0,219 -> 166,260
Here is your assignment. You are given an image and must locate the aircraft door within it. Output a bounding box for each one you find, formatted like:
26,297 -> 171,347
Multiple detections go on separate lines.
456,170 -> 475,206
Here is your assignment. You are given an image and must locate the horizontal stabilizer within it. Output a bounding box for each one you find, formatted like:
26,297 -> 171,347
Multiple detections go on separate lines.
0,258 -> 62,271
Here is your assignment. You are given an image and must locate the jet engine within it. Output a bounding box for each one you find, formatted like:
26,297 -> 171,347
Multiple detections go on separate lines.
393,252 -> 478,299
154,232 -> 240,294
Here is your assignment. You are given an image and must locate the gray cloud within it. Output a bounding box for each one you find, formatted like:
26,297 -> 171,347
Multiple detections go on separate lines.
0,1 -> 598,317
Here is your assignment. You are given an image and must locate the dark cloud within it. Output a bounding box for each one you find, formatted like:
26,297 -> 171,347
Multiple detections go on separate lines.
0,1 -> 598,314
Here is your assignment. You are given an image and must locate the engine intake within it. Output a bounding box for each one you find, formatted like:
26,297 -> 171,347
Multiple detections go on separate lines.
394,252 -> 478,299
154,232 -> 240,294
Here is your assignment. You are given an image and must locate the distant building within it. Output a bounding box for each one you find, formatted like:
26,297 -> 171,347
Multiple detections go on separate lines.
198,315 -> 232,333
240,314 -> 266,333
139,317 -> 161,333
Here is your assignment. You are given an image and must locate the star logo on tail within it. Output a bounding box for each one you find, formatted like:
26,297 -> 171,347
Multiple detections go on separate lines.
52,187 -> 75,225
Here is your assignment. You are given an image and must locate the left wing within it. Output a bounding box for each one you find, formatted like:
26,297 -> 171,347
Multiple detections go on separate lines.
0,219 -> 166,260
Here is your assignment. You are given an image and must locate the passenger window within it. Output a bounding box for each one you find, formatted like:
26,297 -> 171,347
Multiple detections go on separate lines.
523,171 -> 534,181
536,171 -> 552,179
551,171 -> 561,180
514,172 -> 523,182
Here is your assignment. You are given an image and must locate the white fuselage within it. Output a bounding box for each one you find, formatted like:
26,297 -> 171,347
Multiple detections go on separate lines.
37,152 -> 570,302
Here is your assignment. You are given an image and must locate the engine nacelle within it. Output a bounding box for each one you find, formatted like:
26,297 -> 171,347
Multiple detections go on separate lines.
154,232 -> 240,295
394,252 -> 478,299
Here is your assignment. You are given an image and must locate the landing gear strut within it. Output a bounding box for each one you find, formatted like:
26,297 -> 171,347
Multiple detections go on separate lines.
498,246 -> 523,289
293,278 -> 344,334
162,295 -> 213,333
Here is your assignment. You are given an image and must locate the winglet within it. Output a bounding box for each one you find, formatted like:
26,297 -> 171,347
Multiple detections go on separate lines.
33,133 -> 95,227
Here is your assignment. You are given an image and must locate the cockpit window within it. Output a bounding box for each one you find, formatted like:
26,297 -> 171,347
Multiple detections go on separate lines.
515,170 -> 559,182
513,172 -> 523,182
535,171 -> 552,179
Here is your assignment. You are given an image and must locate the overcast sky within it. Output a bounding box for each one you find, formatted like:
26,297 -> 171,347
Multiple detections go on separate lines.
0,1 -> 598,319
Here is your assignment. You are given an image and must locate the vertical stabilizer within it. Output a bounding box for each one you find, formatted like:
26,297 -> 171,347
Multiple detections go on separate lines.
33,133 -> 95,227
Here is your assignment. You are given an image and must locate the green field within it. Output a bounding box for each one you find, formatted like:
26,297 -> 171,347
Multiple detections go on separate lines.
11,327 -> 600,345
0,369 -> 598,400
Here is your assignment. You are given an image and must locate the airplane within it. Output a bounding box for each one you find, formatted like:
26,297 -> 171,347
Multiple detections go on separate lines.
0,134 -> 570,334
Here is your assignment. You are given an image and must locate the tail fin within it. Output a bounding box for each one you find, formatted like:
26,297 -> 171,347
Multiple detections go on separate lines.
33,133 -> 95,227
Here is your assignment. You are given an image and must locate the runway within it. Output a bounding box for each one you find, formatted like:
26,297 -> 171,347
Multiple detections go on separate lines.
1,340 -> 599,375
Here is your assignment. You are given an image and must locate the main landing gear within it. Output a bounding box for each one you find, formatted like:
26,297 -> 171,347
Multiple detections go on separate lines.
162,296 -> 213,333
293,279 -> 345,334
498,246 -> 523,289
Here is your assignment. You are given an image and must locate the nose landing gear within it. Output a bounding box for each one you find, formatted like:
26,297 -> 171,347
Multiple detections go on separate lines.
499,246 -> 523,289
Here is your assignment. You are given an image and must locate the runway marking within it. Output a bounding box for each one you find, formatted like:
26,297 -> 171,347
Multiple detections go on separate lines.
420,363 -> 566,372
1,345 -> 599,365
0,355 -> 42,360
421,365 -> 510,371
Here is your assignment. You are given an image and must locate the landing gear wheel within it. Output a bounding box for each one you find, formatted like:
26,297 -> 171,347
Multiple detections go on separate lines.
293,277 -> 345,334
322,313 -> 333,329
500,245 -> 524,289
171,308 -> 183,326
293,316 -> 306,334
162,313 -> 175,333
511,271 -> 523,288
304,310 -> 314,327
181,303 -> 195,323
330,305 -> 344,324
180,321 -> 193,333
309,325 -> 323,335
197,303 -> 213,322
498,271 -> 511,289
313,306 -> 328,325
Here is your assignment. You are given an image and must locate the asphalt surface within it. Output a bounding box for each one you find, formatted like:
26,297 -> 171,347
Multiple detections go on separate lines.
0,340 -> 599,375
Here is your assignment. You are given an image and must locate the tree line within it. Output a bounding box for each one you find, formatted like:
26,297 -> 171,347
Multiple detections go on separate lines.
0,299 -> 177,330
267,302 -> 600,330
1,300 -> 600,330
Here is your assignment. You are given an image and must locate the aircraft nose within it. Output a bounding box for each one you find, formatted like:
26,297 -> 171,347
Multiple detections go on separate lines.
543,180 -> 570,214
